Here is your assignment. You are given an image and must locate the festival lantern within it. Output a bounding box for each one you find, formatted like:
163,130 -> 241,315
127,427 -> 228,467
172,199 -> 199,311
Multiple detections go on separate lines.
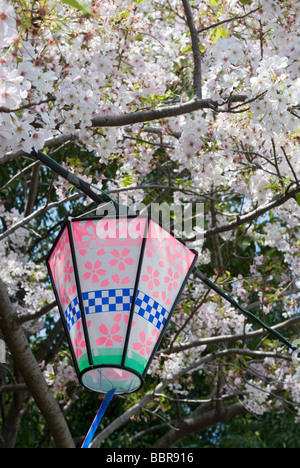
47,208 -> 198,395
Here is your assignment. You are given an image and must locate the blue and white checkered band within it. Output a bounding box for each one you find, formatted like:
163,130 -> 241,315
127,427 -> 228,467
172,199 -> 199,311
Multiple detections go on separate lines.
64,296 -> 81,331
134,291 -> 169,332
82,289 -> 134,315
64,289 -> 169,333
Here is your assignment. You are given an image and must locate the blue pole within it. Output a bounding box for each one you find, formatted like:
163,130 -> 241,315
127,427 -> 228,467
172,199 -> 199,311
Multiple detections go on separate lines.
81,388 -> 116,448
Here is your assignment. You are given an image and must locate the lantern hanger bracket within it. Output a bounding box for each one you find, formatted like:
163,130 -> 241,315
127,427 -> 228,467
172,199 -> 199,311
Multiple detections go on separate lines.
31,148 -> 117,207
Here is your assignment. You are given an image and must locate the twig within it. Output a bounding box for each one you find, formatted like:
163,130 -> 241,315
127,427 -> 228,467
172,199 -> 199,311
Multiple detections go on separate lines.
202,184 -> 300,239
281,146 -> 299,184
198,7 -> 261,33
0,193 -> 81,243
0,94 -> 56,114
182,0 -> 202,99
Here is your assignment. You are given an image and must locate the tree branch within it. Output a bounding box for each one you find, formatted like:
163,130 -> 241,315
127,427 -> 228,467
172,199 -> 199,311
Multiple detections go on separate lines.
0,193 -> 81,243
0,94 -> 56,114
90,96 -> 248,128
0,279 -> 75,448
18,300 -> 57,324
203,185 -> 300,239
0,132 -> 79,166
182,0 -> 203,99
198,7 -> 261,33
162,316 -> 300,355
152,401 -> 246,448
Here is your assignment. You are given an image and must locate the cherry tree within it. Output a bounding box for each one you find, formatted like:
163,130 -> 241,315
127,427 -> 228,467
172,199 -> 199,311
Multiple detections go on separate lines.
1,0 -> 300,448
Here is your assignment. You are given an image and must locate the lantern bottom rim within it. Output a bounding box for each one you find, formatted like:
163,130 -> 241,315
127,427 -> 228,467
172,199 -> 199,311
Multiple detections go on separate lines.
79,364 -> 144,395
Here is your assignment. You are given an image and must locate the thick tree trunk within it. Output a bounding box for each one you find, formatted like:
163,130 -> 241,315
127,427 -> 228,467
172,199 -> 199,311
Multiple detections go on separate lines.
0,279 -> 75,448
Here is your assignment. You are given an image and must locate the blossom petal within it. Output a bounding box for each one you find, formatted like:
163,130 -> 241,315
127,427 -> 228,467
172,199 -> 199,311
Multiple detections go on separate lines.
99,324 -> 108,335
111,249 -> 120,257
92,274 -> 99,283
146,337 -> 153,346
112,335 -> 122,343
122,248 -> 130,257
133,342 -> 142,350
139,331 -> 146,343
124,257 -> 134,265
112,274 -> 120,283
96,269 -> 106,276
96,337 -> 107,346
111,324 -> 121,335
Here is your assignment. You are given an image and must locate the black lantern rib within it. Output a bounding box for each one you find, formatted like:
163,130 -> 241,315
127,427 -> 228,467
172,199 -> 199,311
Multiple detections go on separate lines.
67,220 -> 94,367
31,149 -> 106,206
121,216 -> 150,367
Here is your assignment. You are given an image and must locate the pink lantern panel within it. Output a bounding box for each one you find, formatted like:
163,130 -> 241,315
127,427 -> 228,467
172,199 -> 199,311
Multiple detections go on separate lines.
124,219 -> 198,376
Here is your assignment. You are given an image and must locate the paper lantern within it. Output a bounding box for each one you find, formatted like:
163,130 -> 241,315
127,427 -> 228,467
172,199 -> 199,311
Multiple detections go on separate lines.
47,212 -> 198,394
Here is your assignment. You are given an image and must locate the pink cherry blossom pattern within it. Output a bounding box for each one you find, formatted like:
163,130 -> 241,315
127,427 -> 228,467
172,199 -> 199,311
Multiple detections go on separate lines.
164,267 -> 179,292
151,328 -> 160,342
83,260 -> 106,284
112,274 -> 131,285
63,260 -> 73,283
142,265 -> 160,291
68,284 -> 76,296
133,331 -> 153,357
161,291 -> 171,306
109,248 -> 134,272
123,315 -> 135,327
73,320 -> 86,359
58,283 -> 69,306
96,324 -> 122,347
